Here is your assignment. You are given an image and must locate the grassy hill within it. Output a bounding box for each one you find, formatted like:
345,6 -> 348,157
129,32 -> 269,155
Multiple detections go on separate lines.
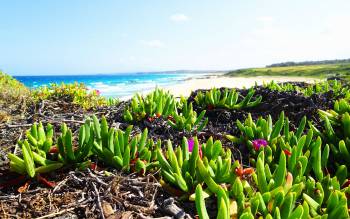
226,63 -> 350,79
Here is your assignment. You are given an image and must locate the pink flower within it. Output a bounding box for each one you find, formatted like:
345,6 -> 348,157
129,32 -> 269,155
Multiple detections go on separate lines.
95,89 -> 101,95
188,138 -> 202,158
188,138 -> 194,152
252,139 -> 268,151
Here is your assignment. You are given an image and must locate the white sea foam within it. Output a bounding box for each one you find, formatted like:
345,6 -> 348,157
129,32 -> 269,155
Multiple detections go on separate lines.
93,73 -> 215,98
21,72 -> 214,99
87,79 -> 171,98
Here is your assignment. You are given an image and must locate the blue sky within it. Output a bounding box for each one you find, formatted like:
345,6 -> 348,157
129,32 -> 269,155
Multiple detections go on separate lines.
1,0 -> 350,75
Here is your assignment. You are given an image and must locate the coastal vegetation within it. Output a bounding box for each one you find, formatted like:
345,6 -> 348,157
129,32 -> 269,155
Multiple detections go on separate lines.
123,87 -> 177,122
0,71 -> 118,124
0,71 -> 30,102
226,63 -> 350,79
266,58 -> 350,68
1,71 -> 350,218
194,87 -> 262,110
0,71 -> 31,122
262,79 -> 348,97
33,82 -> 119,110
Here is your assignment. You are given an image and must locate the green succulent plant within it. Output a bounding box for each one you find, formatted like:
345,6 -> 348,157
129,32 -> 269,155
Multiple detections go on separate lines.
264,79 -> 348,97
57,119 -> 95,165
226,112 -> 285,144
123,87 -> 177,122
8,122 -> 63,178
25,122 -> 54,156
194,87 -> 262,110
157,137 -> 200,192
167,102 -> 208,132
6,84 -> 350,219
92,115 -> 156,173
157,137 -> 233,193
8,140 -> 63,178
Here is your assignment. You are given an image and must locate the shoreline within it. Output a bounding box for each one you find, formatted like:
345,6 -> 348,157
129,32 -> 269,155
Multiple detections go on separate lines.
12,71 -> 321,100
120,75 -> 321,99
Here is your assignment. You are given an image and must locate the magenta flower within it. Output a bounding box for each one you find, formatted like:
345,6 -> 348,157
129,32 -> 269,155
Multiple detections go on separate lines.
188,138 -> 194,152
188,138 -> 202,158
95,89 -> 101,95
252,139 -> 268,151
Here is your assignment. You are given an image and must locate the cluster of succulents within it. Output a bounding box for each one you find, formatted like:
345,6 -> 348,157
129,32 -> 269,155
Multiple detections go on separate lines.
7,82 -> 350,218
123,87 -> 263,133
167,102 -> 208,132
264,79 -> 349,97
11,109 -> 350,218
57,119 -> 95,166
314,98 -> 350,180
8,122 -> 63,178
220,110 -> 350,218
123,87 -> 177,122
92,115 -> 158,173
123,88 -> 208,133
194,87 -> 262,110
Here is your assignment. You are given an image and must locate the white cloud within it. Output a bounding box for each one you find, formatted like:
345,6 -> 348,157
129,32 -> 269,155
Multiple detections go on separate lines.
170,14 -> 189,22
257,16 -> 274,23
140,40 -> 165,48
256,16 -> 274,27
236,13 -> 350,65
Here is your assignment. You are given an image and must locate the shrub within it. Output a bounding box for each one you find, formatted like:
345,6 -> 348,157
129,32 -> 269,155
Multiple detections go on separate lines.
32,82 -> 116,109
0,71 -> 31,122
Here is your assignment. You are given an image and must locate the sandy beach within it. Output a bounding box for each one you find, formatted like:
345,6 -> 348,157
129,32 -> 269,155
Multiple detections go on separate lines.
119,75 -> 321,100
160,75 -> 321,98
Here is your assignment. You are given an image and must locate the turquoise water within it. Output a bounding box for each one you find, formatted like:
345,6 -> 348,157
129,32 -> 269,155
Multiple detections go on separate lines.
14,72 -> 210,98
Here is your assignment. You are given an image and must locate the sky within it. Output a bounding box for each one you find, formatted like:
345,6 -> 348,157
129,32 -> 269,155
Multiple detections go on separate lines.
0,0 -> 350,75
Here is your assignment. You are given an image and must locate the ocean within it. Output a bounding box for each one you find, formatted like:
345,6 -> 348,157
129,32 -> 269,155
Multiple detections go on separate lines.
13,72 -> 212,98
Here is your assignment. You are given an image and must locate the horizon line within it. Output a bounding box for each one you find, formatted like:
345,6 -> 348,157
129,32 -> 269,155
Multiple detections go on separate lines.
9,69 -> 231,77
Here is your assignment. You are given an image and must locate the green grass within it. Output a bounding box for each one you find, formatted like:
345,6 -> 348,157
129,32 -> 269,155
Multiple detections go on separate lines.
226,63 -> 350,79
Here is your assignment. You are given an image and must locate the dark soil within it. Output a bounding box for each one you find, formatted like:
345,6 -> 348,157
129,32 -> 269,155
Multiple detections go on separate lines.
188,86 -> 335,137
0,84 -> 339,218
